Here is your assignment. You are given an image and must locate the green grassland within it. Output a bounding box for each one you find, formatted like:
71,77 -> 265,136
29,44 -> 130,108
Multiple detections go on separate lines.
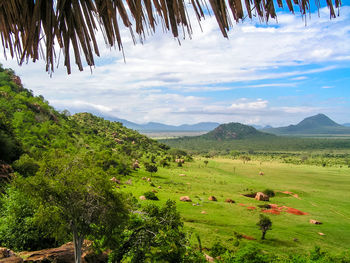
121,157 -> 350,257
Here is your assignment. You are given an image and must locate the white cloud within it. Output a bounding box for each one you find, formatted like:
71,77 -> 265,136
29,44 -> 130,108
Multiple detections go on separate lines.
1,5 -> 349,125
229,98 -> 268,110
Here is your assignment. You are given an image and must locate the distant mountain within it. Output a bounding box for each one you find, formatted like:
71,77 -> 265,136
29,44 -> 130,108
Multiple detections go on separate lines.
263,114 -> 350,135
202,122 -> 275,140
103,115 -> 220,132
343,123 -> 350,127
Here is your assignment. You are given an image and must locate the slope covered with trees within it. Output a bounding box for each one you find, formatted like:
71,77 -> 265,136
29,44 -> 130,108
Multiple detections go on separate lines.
0,65 -> 203,262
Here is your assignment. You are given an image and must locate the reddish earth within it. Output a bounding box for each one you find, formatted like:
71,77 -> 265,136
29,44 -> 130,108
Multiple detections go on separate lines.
246,206 -> 256,210
282,191 -> 293,194
242,235 -> 256,240
262,205 -> 307,216
239,203 -> 246,206
286,207 -> 308,215
262,209 -> 281,215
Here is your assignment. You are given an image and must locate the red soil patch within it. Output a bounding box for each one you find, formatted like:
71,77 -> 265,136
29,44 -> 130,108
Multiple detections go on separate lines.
242,235 -> 256,240
278,206 -> 289,211
246,206 -> 256,210
239,203 -> 246,207
293,194 -> 300,199
262,209 -> 281,215
261,205 -> 307,216
286,207 -> 308,215
282,191 -> 293,194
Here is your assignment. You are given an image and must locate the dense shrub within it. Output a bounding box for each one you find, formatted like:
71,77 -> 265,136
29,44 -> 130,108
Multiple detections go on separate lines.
144,191 -> 159,200
263,189 -> 275,197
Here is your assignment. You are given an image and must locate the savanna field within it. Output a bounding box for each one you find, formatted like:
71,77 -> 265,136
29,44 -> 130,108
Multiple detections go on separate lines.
1,67 -> 350,262
122,157 -> 350,256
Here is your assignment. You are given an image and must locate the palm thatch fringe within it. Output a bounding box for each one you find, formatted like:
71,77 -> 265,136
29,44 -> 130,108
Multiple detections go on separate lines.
0,0 -> 341,74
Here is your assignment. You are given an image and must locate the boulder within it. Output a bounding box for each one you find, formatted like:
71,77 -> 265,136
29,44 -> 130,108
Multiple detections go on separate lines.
179,174 -> 186,177
110,177 -> 121,184
125,179 -> 132,185
147,178 -> 152,182
225,198 -> 235,203
259,171 -> 264,175
318,232 -> 326,236
255,192 -> 269,201
180,196 -> 192,202
201,211 -> 207,214
0,248 -> 23,262
139,196 -> 147,200
208,196 -> 217,201
157,186 -> 162,189
19,241 -> 107,263
132,161 -> 140,169
204,253 -> 214,262
310,219 -> 322,225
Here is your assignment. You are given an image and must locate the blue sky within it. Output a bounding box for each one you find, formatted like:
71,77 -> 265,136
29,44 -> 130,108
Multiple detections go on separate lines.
1,2 -> 350,126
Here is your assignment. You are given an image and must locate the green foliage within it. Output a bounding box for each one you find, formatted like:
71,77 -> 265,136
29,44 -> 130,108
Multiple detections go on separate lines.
111,200 -> 198,263
144,162 -> 158,175
12,154 -> 39,177
221,245 -> 271,263
257,214 -> 272,240
0,185 -> 58,251
144,191 -> 159,200
210,241 -> 228,257
161,136 -> 350,155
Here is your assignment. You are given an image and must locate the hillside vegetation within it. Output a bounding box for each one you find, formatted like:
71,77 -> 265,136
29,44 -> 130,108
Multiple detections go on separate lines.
1,66 -> 350,262
202,122 -> 274,140
161,122 -> 350,154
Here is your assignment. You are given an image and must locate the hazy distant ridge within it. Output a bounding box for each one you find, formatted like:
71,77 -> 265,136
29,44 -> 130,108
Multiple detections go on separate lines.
262,114 -> 350,135
103,116 -> 220,132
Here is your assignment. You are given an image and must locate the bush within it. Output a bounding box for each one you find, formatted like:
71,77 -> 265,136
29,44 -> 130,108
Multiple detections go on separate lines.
144,191 -> 159,200
12,154 -> 39,177
263,189 -> 275,197
210,241 -> 228,257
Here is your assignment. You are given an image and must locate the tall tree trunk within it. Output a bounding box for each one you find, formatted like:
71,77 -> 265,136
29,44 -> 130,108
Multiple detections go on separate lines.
73,230 -> 84,263
261,230 -> 266,240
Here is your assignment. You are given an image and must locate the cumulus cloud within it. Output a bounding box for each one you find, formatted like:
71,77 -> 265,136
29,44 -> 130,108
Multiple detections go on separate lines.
1,5 -> 350,125
229,99 -> 268,110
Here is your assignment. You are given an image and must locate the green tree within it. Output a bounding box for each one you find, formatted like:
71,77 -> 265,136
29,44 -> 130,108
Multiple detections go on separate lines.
145,162 -> 158,176
22,151 -> 130,263
257,214 -> 272,240
112,200 -> 195,263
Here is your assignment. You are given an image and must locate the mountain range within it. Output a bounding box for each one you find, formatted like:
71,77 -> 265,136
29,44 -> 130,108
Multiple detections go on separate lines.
104,113 -> 350,136
104,116 -> 220,132
262,114 -> 350,135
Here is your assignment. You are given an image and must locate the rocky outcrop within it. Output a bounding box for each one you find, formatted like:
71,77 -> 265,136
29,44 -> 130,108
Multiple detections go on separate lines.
310,219 -> 322,225
180,196 -> 192,202
19,241 -> 107,263
255,192 -> 269,201
208,196 -> 217,201
0,248 -> 23,263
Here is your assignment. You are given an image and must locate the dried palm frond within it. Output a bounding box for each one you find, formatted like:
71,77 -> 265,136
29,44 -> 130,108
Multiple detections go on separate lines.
0,0 -> 341,74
